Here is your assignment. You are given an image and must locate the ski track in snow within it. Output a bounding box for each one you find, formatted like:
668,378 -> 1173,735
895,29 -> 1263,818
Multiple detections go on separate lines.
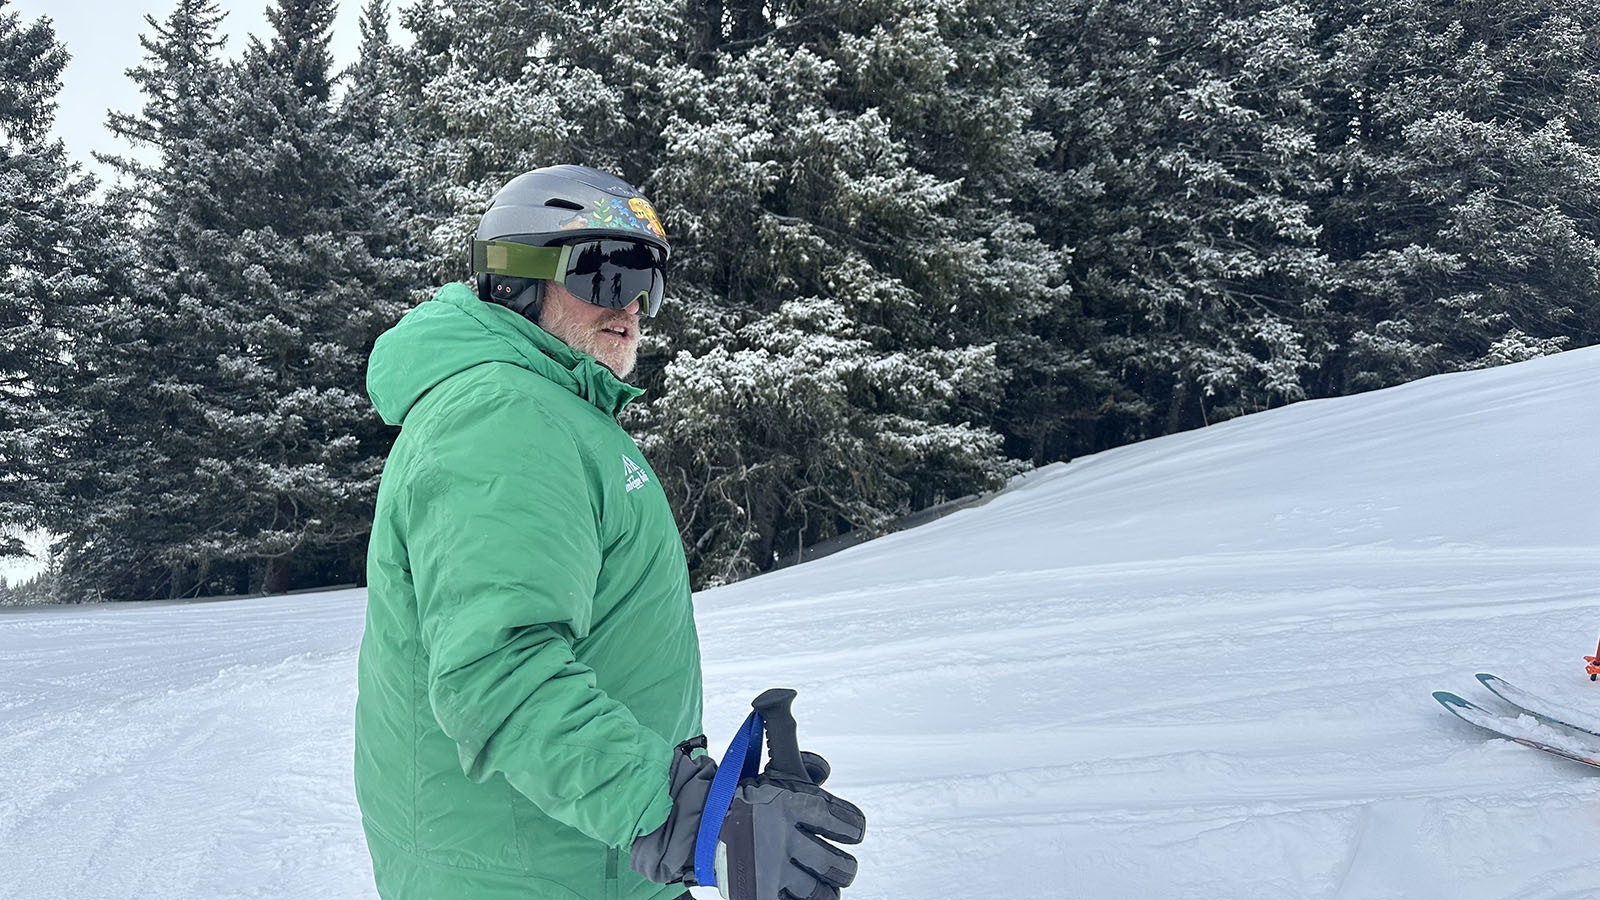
3,347 -> 1599,899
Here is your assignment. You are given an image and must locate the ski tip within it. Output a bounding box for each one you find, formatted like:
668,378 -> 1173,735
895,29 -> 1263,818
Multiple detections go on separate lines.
1433,690 -> 1473,710
1475,673 -> 1502,686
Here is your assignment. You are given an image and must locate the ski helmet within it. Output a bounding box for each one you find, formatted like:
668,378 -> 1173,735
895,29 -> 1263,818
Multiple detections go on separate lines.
471,165 -> 671,322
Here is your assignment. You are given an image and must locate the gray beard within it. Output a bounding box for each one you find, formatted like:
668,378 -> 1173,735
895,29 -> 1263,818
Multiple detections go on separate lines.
538,301 -> 638,379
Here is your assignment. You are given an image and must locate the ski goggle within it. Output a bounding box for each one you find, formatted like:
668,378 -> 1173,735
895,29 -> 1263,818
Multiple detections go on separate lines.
473,238 -> 667,316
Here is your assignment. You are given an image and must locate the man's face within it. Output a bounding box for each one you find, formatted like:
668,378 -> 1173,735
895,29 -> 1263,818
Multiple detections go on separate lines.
537,279 -> 641,378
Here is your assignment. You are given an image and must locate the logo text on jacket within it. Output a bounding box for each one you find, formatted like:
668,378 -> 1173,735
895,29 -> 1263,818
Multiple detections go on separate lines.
622,454 -> 650,493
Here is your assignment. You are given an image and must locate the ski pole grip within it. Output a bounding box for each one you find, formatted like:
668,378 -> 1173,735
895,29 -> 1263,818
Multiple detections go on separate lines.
751,688 -> 810,782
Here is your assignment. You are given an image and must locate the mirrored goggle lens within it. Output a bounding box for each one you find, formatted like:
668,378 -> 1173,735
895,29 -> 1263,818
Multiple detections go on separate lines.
561,240 -> 666,317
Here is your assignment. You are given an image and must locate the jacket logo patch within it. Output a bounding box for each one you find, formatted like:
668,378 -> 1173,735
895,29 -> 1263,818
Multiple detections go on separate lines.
622,454 -> 650,493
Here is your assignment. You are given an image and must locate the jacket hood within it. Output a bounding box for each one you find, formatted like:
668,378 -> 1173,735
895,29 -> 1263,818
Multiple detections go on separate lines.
367,281 -> 645,426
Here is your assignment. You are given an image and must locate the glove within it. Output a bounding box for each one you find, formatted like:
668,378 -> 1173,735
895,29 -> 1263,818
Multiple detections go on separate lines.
631,737 -> 865,900
631,736 -> 717,885
717,753 -> 864,900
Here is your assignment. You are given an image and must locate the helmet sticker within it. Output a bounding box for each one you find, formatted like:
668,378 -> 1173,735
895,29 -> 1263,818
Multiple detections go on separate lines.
560,197 -> 667,240
629,198 -> 666,238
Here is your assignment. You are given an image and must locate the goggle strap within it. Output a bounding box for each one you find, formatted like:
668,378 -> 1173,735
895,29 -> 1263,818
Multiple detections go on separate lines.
472,240 -> 566,280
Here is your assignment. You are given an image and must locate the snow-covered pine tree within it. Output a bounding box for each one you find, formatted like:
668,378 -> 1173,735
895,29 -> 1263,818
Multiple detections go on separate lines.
1133,0 -> 1333,429
1029,0 -> 1334,441
55,0 -> 401,599
840,1 -> 1081,470
337,0 -> 429,308
50,0 -> 249,599
997,0 -> 1144,463
0,2 -> 111,564
178,0 -> 403,594
1316,0 -> 1600,391
334,0 -> 431,558
636,0 -> 1029,585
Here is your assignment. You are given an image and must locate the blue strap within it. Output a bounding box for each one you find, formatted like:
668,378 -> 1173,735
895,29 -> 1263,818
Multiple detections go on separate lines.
694,709 -> 765,888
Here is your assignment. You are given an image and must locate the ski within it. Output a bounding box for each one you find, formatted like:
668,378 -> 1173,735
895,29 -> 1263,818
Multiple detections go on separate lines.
1433,691 -> 1600,769
1474,673 -> 1600,738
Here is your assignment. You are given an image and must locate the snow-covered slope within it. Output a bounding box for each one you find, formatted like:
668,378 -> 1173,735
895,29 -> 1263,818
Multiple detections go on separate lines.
3,348 -> 1598,899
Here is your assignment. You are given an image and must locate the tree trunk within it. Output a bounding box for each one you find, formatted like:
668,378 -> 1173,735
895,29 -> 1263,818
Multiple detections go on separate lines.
265,555 -> 292,594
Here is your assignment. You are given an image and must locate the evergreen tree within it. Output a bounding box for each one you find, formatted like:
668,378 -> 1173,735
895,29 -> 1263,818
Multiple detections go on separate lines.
636,0 -> 1030,584
0,2 -> 109,562
180,0 -> 401,593
1316,0 -> 1600,391
329,0 -> 432,579
336,0 -> 433,316
1025,0 -> 1334,449
391,0 -> 1037,584
57,0 -> 406,598
339,0 -> 427,261
1134,0 -> 1333,428
1009,0 -> 1158,461
838,1 -> 1076,468
48,0 -> 236,599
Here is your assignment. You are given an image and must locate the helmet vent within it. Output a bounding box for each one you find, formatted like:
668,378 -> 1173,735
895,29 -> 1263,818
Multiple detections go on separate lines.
544,197 -> 585,211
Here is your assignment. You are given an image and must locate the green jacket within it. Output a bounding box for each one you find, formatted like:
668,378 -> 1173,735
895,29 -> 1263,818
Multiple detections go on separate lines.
355,282 -> 702,900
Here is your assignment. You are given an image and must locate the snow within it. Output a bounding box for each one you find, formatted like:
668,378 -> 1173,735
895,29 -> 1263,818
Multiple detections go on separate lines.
3,346 -> 1599,899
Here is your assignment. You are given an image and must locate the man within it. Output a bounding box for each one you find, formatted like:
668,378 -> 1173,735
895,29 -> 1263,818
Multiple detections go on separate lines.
355,165 -> 863,900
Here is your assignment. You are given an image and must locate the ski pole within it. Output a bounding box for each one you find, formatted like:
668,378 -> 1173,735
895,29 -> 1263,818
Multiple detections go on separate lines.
751,688 -> 811,783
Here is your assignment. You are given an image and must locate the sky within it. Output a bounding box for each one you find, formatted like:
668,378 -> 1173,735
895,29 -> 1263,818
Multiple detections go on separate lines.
1,345 -> 1597,897
12,0 -> 378,184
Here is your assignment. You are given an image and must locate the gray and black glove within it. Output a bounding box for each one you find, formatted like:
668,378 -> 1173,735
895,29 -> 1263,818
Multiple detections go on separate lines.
631,699 -> 865,900
715,751 -> 863,900
630,735 -> 718,885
